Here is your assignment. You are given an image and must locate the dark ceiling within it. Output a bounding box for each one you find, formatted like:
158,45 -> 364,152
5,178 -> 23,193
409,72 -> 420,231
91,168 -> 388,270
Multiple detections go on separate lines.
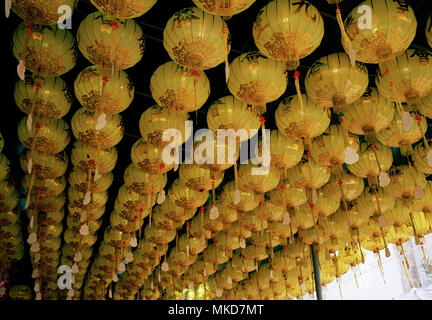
1,0 -> 431,296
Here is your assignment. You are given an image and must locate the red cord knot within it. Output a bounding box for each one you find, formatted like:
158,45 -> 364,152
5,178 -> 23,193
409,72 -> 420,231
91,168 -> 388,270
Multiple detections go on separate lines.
222,22 -> 227,34
383,68 -> 389,76
259,116 -> 266,125
192,70 -> 200,77
306,151 -> 311,159
420,242 -> 424,246
102,76 -> 109,85
415,114 -> 422,125
160,163 -> 165,170
408,161 -> 412,166
338,179 -> 343,186
111,21 -> 119,30
35,82 -> 41,91
280,184 -> 285,190
27,24 -> 33,35
309,203 -> 314,210
389,81 -> 394,87
259,201 -> 262,208
293,71 -> 300,80
200,206 -> 204,213
336,8 -> 341,14
186,221 -> 190,229
33,163 -> 39,169
35,123 -> 41,134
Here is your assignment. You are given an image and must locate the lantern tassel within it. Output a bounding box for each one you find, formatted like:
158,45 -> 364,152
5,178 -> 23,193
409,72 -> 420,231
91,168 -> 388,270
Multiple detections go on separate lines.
335,1 -> 356,67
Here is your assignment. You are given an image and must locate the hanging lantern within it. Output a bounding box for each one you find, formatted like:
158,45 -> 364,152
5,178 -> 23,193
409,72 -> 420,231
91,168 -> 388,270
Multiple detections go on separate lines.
342,0 -> 417,65
227,51 -> 287,107
18,117 -> 70,154
0,154 -> 11,181
11,0 -> 78,25
68,167 -> 114,194
71,108 -> 124,149
179,164 -> 224,192
346,141 -> 393,187
376,107 -> 426,156
384,165 -> 426,202
275,93 -> 331,146
115,185 -> 155,219
376,49 -> 432,106
77,12 -> 145,70
193,137 -> 240,172
304,52 -> 369,109
131,138 -> 174,174
89,0 -> 157,19
412,138 -> 432,175
139,105 -> 190,148
285,155 -> 331,202
150,61 -> 210,113
290,206 -> 317,231
253,0 -> 324,70
14,75 -> 72,121
68,188 -> 108,211
265,130 -> 304,170
220,181 -> 260,212
269,178 -> 307,210
74,65 -> 135,115
163,7 -> 230,71
342,87 -> 395,142
124,164 -> 167,195
418,91 -> 432,119
237,164 -> 280,194
310,124 -> 360,173
12,23 -> 77,78
155,195 -> 190,226
355,187 -> 395,219
322,169 -> 364,203
22,175 -> 66,198
252,200 -> 285,223
192,0 -> 255,16
413,181 -> 432,214
28,192 -> 66,212
207,95 -> 261,140
168,179 -> 208,210
20,150 -> 68,179
71,141 -> 118,175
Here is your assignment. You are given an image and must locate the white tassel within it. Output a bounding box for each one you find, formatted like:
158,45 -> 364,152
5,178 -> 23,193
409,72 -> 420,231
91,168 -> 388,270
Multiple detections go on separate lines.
402,112 -> 414,132
79,224 -> 89,236
378,172 -> 390,187
157,190 -> 166,204
27,114 -> 33,131
95,113 -> 107,130
209,206 -> 219,220
233,189 -> 241,205
5,0 -> 11,18
83,191 -> 91,205
17,60 -> 25,80
344,147 -> 359,164
427,150 -> 432,167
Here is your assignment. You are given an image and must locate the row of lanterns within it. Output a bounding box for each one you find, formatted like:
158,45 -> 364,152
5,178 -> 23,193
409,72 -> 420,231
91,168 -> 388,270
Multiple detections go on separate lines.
4,0 -> 432,300
0,132 -> 24,297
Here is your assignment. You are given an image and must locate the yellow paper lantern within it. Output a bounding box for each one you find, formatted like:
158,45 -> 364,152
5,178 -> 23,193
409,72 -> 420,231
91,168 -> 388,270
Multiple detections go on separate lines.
139,105 -> 190,148
168,179 -> 208,209
237,164 -> 280,194
347,141 -> 393,186
14,75 -> 72,121
77,12 -> 145,70
150,61 -> 210,113
343,0 -> 417,65
71,108 -> 124,149
275,93 -> 331,144
376,49 -> 432,105
20,150 -> 68,179
18,117 -> 70,154
179,164 -> 224,192
412,138 -> 432,174
385,165 -> 427,201
304,52 -> 369,109
192,0 -> 255,16
89,0 -> 157,19
253,0 -> 324,69
131,138 -> 174,174
163,7 -> 229,70
12,23 -> 77,77
71,141 -> 118,174
74,65 -> 135,115
227,51 -> 287,106
342,87 -> 395,141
